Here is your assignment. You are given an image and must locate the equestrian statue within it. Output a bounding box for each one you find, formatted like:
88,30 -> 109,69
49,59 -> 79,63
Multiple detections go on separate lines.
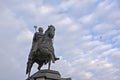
26,25 -> 59,78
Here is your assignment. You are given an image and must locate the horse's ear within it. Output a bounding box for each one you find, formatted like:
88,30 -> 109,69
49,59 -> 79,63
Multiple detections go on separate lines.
48,25 -> 54,28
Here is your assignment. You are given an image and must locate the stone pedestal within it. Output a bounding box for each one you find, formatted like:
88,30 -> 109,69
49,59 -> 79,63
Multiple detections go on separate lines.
36,77 -> 45,80
26,69 -> 71,80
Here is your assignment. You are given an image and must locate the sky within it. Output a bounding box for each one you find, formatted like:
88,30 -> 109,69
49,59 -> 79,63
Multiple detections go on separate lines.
0,0 -> 120,80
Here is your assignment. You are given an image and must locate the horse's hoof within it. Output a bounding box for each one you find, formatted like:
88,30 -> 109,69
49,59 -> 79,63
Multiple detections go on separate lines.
55,57 -> 59,61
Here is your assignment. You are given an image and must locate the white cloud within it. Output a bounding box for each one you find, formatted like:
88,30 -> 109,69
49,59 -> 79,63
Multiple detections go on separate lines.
92,22 -> 120,43
58,17 -> 72,25
68,24 -> 80,32
108,10 -> 120,20
103,48 -> 120,57
73,71 -> 93,79
93,23 -> 114,33
60,0 -> 78,10
16,29 -> 33,42
0,6 -> 26,31
0,3 -> 31,80
80,13 -> 95,23
103,63 -> 113,68
54,16 -> 83,33
38,6 -> 54,15
52,59 -> 73,77
96,0 -> 115,12
79,0 -> 117,24
113,35 -> 120,45
60,0 -> 97,11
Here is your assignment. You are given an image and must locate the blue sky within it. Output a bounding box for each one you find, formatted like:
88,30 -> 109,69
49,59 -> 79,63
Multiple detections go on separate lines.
0,0 -> 120,80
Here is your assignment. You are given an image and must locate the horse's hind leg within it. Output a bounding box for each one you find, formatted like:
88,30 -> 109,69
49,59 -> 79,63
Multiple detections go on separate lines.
26,60 -> 33,78
48,61 -> 51,70
38,62 -> 43,70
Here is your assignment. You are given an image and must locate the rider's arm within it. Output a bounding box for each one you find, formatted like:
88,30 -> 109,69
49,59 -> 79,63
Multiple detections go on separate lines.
33,32 -> 37,42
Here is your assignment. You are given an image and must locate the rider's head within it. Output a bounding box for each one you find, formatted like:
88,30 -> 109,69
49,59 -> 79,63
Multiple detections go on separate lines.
38,27 -> 43,32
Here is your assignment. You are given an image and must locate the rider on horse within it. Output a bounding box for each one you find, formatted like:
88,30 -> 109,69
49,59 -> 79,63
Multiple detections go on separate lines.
28,27 -> 44,61
26,25 -> 59,77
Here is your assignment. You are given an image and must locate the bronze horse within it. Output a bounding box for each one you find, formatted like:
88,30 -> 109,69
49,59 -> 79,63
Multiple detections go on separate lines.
26,25 -> 58,77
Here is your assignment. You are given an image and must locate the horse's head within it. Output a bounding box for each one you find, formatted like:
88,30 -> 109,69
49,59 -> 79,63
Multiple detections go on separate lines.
45,25 -> 55,39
